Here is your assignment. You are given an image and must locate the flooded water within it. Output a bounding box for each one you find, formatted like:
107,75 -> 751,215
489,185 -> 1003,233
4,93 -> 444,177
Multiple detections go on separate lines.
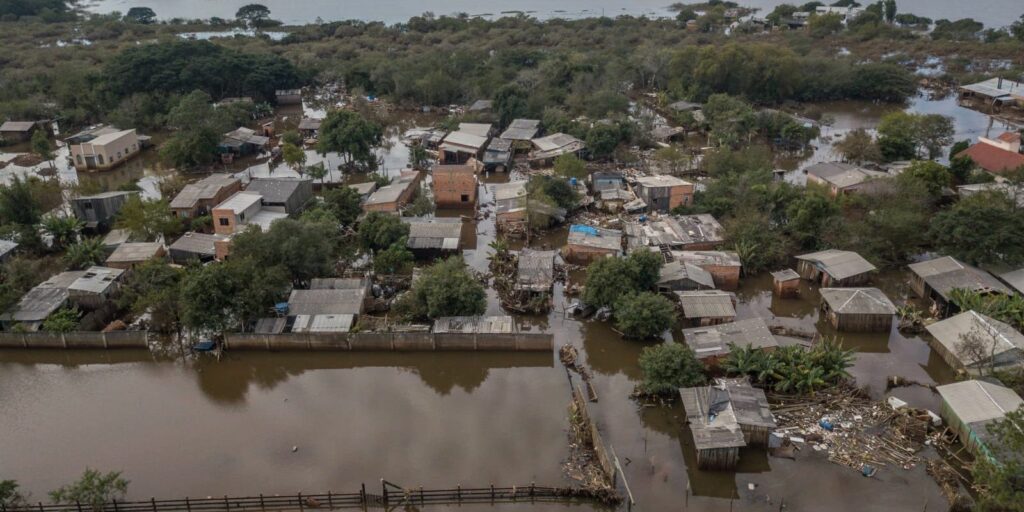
81,0 -> 1021,28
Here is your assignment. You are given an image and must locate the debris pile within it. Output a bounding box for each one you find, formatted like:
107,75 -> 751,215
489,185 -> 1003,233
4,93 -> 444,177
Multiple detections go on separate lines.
564,386 -> 617,501
769,386 -> 933,473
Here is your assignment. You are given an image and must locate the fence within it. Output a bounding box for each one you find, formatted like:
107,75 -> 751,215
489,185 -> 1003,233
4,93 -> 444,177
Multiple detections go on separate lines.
572,385 -> 617,486
0,481 -> 611,512
0,330 -> 147,349
223,331 -> 553,352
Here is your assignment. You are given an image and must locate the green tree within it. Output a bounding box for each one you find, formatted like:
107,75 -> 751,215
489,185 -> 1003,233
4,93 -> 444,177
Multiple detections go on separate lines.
809,13 -> 844,37
915,114 -> 955,160
930,192 -> 1024,266
42,306 -> 80,332
553,153 -> 586,180
231,219 -> 339,285
394,257 -> 485,320
834,128 -> 882,164
358,212 -> 409,252
876,111 -> 919,161
49,469 -> 129,511
972,406 -> 1024,511
494,84 -> 528,128
614,292 -> 676,339
725,210 -> 791,273
180,258 -> 289,332
785,192 -> 841,250
117,261 -> 185,332
64,238 -> 107,270
316,110 -> 383,169
42,215 -> 83,250
373,240 -> 414,274
1012,15 -> 1024,41
282,142 -> 307,172
409,145 -> 431,170
123,7 -> 156,23
115,196 -> 180,242
585,123 -> 624,160
0,480 -> 26,508
281,130 -> 303,146
883,0 -> 896,23
305,163 -> 328,185
0,176 -> 42,226
582,251 -> 662,308
897,160 -> 952,197
235,4 -> 271,28
526,175 -> 578,210
31,129 -> 54,169
323,186 -> 364,226
160,91 -> 224,168
638,343 -> 706,395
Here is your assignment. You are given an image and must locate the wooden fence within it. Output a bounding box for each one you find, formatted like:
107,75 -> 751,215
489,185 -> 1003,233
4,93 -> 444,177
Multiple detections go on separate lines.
572,385 -> 617,486
0,481 -> 611,512
0,330 -> 147,349
223,331 -> 553,352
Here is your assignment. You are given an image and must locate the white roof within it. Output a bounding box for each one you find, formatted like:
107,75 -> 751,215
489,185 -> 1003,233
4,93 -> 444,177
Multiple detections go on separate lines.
215,192 -> 263,213
927,310 -> 1024,367
635,175 -> 692,188
86,129 -> 135,146
292,314 -> 355,333
458,123 -> 492,137
938,380 -> 1024,425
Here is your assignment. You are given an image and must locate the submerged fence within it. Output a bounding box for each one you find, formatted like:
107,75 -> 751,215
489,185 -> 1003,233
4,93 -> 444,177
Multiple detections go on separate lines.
1,481 -> 611,512
0,330 -> 147,349
223,331 -> 553,352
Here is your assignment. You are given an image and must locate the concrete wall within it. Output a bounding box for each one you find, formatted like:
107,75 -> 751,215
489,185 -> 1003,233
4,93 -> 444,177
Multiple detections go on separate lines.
0,330 -> 147,349
223,331 -> 553,352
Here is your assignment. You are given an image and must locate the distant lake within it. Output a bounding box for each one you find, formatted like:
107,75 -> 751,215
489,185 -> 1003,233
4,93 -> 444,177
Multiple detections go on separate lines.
81,0 -> 1022,28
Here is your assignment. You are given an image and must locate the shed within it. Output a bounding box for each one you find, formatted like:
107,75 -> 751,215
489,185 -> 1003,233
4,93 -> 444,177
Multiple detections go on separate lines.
363,172 -> 422,213
482,138 -> 513,172
563,225 -> 622,265
633,175 -> 694,212
682,317 -> 778,365
772,269 -> 800,298
937,380 -> 1024,460
500,119 -> 541,143
275,89 -> 302,105
795,249 -> 876,286
680,377 -> 776,470
0,285 -> 73,331
219,127 -> 270,156
657,260 -> 715,292
291,313 -> 355,333
309,277 -> 371,291
529,133 -> 585,167
287,288 -> 366,316
676,290 -> 737,327
297,118 -> 322,138
927,311 -> 1024,373
349,181 -> 379,201
0,121 -> 44,142
169,232 -> 229,264
590,171 -> 625,192
245,177 -> 313,214
624,214 -> 724,252
70,191 -> 136,231
440,130 -> 489,165
819,287 -> 896,332
0,240 -> 18,263
516,249 -> 557,293
677,251 -> 742,290
908,256 -> 1010,315
403,217 -> 463,256
67,266 -> 125,310
105,243 -> 166,270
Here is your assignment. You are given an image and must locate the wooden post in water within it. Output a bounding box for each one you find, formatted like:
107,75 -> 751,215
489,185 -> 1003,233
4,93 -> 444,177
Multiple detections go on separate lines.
381,480 -> 387,506
297,492 -> 303,512
326,491 -> 332,509
151,497 -> 157,512
259,494 -> 265,512
456,485 -> 461,503
76,501 -> 83,512
185,497 -> 191,512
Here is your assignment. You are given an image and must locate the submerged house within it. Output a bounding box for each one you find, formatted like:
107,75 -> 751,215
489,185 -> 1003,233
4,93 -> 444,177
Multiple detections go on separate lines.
169,174 -> 242,219
0,273 -> 79,331
657,260 -> 715,293
67,266 -> 125,311
0,120 -> 47,142
218,127 -> 270,159
362,172 -> 423,213
211,191 -> 288,235
926,310 -> 1024,373
805,162 -> 889,197
677,290 -> 737,327
491,181 -> 566,232
500,119 -> 541,154
624,214 -> 725,253
678,251 -> 742,290
819,287 -> 897,332
908,256 -> 1010,316
283,283 -> 369,334
632,175 -> 694,212
432,164 -> 479,208
795,249 -> 876,287
403,217 -> 463,258
482,138 -> 513,172
516,249 -> 557,295
958,77 -> 1024,108
682,317 -> 778,366
937,380 -> 1024,460
563,225 -> 622,264
439,128 -> 490,165
66,125 -> 144,171
680,378 -> 776,470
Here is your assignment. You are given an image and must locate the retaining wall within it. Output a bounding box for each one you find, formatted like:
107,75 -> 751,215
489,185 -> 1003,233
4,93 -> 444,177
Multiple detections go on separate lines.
0,330 -> 148,349
224,331 -> 553,352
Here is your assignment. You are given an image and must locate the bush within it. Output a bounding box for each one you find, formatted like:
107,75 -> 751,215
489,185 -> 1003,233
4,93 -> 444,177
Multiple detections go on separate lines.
358,212 -> 409,252
614,292 -> 676,339
638,343 -> 706,395
394,257 -> 485,320
582,251 -> 663,308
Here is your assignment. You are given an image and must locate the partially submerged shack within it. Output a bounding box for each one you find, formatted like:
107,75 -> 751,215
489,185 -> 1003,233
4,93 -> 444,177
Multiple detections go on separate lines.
676,290 -> 737,327
937,380 -> 1024,460
682,317 -> 778,365
908,256 -> 1010,316
528,133 -> 585,167
657,260 -> 715,292
772,269 -> 800,298
819,287 -> 896,332
680,378 -> 776,470
795,249 -> 876,287
563,225 -> 622,264
403,217 -> 463,258
516,249 -> 557,295
677,251 -> 742,290
926,310 -> 1024,373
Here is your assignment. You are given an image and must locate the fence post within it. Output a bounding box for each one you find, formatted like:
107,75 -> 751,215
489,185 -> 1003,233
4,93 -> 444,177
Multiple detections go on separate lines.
185,497 -> 191,512
102,331 -> 109,349
297,492 -> 303,512
360,484 -> 365,505
151,497 -> 157,512
326,492 -> 332,509
76,501 -> 83,512
223,496 -> 229,511
381,480 -> 387,506
490,484 -> 494,503
259,494 -> 265,512
419,486 -> 424,505
456,485 -> 461,503
112,499 -> 119,512
61,332 -> 67,349
37,503 -> 43,512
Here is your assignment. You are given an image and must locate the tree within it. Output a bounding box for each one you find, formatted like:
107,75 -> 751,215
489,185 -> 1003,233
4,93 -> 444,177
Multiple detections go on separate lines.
809,13 -> 844,37
785,192 -> 841,250
897,160 -> 952,197
160,91 -> 224,168
883,0 -> 896,23
373,240 -> 413,274
553,153 -> 586,180
930,192 -> 1024,266
281,130 -> 303,146
638,343 -> 705,395
281,142 -> 307,172
614,292 -> 676,339
972,406 -> 1024,511
1012,15 -> 1024,42
494,84 -> 528,128
834,128 -> 882,164
0,176 -> 42,226
316,110 -> 383,169
725,210 -> 791,273
114,196 -> 180,242
358,212 -> 409,252
42,215 -> 83,250
956,327 -> 1000,376
915,114 -> 955,160
231,219 -> 339,285
42,306 -> 80,332
118,261 -> 184,332
180,258 -> 289,332
582,252 -> 663,308
305,163 -> 328,185
527,175 -> 578,210
123,7 -> 156,24
235,4 -> 271,28
0,480 -> 26,509
50,469 -> 129,511
409,145 -> 431,170
394,257 -> 485,320
64,238 -> 107,270
323,187 -> 363,226
31,129 -> 53,169
876,111 -> 919,161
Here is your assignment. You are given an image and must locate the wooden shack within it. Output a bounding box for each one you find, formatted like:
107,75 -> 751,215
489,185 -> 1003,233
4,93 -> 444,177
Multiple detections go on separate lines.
682,317 -> 779,367
676,290 -> 736,327
819,288 -> 896,332
937,380 -> 1024,460
925,310 -> 1024,373
772,269 -> 800,298
795,249 -> 876,287
680,378 -> 776,470
563,225 -> 622,265
908,256 -> 1011,317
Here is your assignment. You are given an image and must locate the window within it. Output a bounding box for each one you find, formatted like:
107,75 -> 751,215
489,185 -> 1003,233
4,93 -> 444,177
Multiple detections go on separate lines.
461,194 -> 469,202
97,155 -> 104,164
76,155 -> 83,165
83,201 -> 93,210
116,152 -> 122,160
218,218 -> 229,226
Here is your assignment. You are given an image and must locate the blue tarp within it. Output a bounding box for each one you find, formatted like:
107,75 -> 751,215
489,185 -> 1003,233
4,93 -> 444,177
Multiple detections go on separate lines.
570,225 -> 599,236
193,340 -> 217,352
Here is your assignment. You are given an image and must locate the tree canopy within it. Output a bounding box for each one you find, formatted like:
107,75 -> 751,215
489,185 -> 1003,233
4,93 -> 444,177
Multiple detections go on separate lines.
316,109 -> 384,169
394,257 -> 485,320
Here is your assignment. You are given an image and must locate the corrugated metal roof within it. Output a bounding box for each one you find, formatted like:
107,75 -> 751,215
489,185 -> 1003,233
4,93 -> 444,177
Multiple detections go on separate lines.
678,251 -> 742,267
310,278 -> 369,290
938,380 -> 1024,425
499,119 -> 540,141
566,225 -> 622,251
0,286 -> 68,323
106,243 -> 164,263
170,232 -> 227,256
442,130 -> 488,150
170,174 -> 239,209
516,249 -> 556,291
433,316 -> 515,334
245,178 -> 310,204
927,310 -> 1024,368
68,266 -> 124,295
403,217 -> 463,250
659,261 -> 715,289
909,256 -> 1009,300
771,269 -> 800,281
292,314 -> 354,333
1000,268 -> 1024,295
288,288 -> 366,316
683,317 -> 778,359
679,383 -> 746,450
797,249 -> 876,281
0,121 -> 36,132
677,290 -> 736,319
820,287 -> 896,315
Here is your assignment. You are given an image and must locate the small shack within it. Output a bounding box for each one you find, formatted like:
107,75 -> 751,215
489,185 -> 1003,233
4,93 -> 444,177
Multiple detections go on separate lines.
819,287 -> 896,332
403,217 -> 463,258
275,89 -> 302,105
677,251 -> 742,290
772,269 -> 800,298
633,175 -> 694,212
516,249 -> 557,295
105,242 -> 167,270
0,121 -> 46,142
0,240 -> 18,263
169,174 -> 242,219
563,225 -> 622,265
482,138 -> 513,172
624,214 -> 724,253
169,232 -> 229,264
439,130 -> 490,165
926,310 -> 1024,373
908,256 -> 1010,316
499,119 -> 541,152
432,163 -> 479,208
219,127 -> 270,158
795,249 -> 876,287
680,377 -> 776,470
805,161 -> 890,197
682,317 -> 778,366
937,380 -> 1024,460
528,133 -> 585,167
657,260 -> 715,292
70,191 -> 136,232
676,290 -> 737,327
67,266 -> 125,310
362,172 -> 422,213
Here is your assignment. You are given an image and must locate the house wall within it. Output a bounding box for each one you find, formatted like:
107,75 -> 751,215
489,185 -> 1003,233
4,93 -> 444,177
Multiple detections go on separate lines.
212,200 -> 262,235
774,279 -> 800,298
214,238 -> 233,261
495,209 -> 527,231
740,424 -> 771,447
696,446 -> 739,470
910,274 -> 928,298
433,168 -> 478,208
71,194 -> 132,230
823,304 -> 893,332
699,264 -> 740,290
71,131 -> 140,171
939,400 -> 991,460
563,245 -> 618,265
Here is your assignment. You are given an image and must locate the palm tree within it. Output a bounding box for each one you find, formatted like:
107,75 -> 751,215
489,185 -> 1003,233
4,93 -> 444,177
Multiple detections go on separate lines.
42,215 -> 84,250
64,238 -> 106,270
